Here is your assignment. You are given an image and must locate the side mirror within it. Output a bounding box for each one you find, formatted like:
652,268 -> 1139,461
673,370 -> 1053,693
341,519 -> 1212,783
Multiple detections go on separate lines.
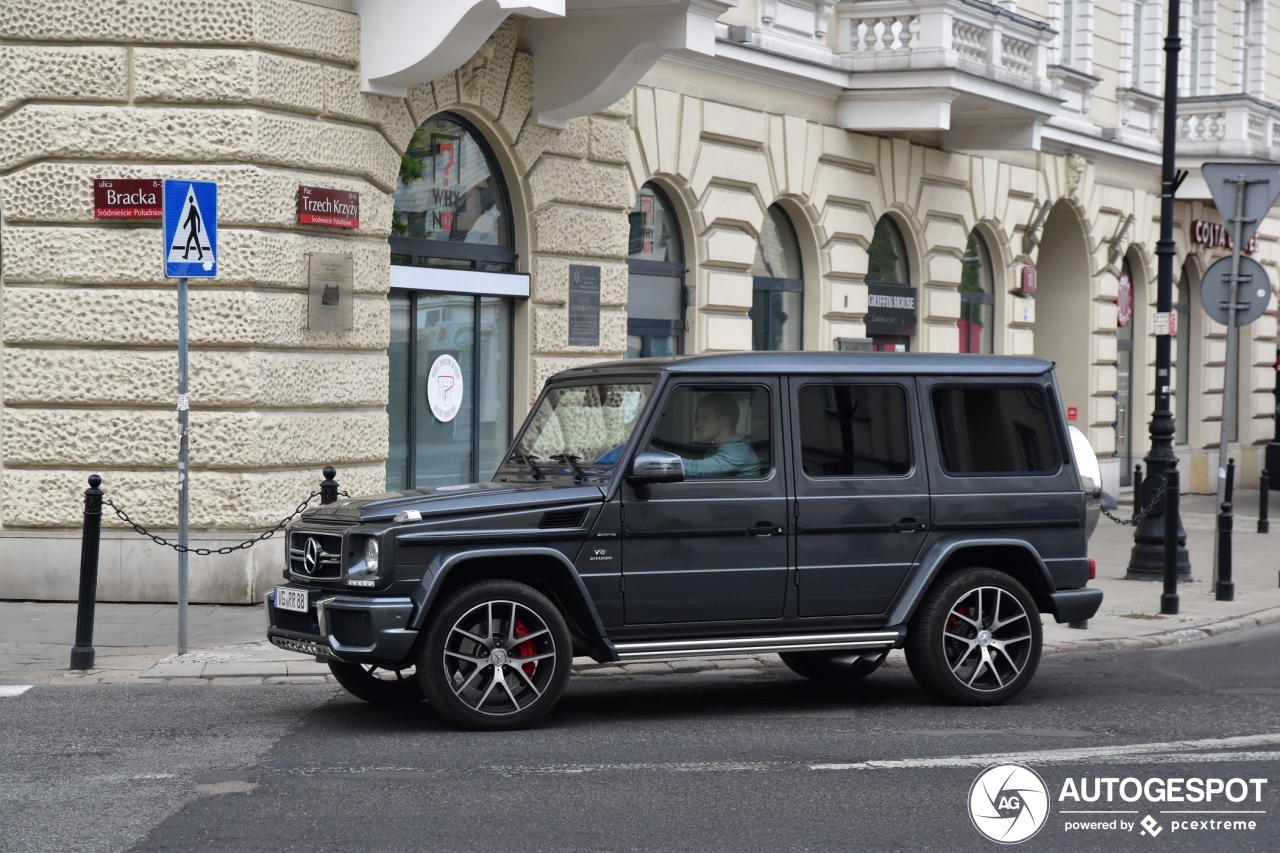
628,451 -> 684,498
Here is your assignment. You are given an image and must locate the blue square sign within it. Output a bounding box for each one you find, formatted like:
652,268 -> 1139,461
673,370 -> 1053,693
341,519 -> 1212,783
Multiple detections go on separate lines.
163,179 -> 217,278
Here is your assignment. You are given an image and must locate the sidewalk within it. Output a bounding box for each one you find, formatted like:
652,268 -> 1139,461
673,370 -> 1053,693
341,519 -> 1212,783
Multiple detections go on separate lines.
2,491 -> 1277,684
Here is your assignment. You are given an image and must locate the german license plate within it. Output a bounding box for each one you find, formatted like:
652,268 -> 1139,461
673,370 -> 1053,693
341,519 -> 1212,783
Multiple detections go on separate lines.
274,587 -> 308,613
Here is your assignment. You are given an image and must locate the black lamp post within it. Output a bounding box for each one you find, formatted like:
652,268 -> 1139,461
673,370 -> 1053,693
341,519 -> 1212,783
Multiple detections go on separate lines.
1128,0 -> 1192,579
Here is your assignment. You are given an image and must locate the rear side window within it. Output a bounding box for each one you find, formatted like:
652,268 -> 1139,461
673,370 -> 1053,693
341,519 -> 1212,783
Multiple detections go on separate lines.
797,384 -> 911,477
932,386 -> 1058,475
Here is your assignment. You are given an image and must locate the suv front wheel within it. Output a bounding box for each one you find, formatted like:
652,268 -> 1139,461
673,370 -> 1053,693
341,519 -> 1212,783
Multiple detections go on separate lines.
905,568 -> 1042,706
418,579 -> 573,730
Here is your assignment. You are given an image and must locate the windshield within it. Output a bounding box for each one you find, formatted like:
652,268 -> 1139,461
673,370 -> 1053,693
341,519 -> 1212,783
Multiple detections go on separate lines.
500,382 -> 653,478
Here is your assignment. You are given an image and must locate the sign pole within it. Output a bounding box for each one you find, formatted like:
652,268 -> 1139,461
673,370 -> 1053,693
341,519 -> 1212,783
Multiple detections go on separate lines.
1213,179 -> 1251,598
177,275 -> 190,654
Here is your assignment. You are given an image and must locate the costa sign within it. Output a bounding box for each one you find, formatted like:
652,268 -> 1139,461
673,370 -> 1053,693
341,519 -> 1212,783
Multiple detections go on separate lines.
93,179 -> 162,218
297,185 -> 360,228
1192,219 -> 1259,254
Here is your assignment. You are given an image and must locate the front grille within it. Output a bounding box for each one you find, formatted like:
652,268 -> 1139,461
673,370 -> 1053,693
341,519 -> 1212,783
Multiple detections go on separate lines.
539,508 -> 588,529
329,609 -> 375,647
272,606 -> 320,636
289,530 -> 343,579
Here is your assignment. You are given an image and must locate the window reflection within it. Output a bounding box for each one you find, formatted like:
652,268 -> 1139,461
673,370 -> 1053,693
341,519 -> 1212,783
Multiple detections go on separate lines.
959,232 -> 995,354
750,206 -> 804,351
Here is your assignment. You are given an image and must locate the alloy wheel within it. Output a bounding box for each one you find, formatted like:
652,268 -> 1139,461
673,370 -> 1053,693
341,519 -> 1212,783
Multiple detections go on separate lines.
442,599 -> 557,717
941,586 -> 1034,693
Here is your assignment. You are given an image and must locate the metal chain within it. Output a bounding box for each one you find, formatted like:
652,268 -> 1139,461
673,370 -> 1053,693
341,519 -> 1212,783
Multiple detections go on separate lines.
1100,478 -> 1165,526
103,490 -> 351,556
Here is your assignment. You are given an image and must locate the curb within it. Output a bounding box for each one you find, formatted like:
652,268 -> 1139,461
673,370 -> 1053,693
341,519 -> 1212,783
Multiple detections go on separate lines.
1041,605 -> 1280,655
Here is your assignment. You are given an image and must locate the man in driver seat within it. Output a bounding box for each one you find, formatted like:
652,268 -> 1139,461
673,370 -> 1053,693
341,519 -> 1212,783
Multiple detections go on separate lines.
681,392 -> 761,478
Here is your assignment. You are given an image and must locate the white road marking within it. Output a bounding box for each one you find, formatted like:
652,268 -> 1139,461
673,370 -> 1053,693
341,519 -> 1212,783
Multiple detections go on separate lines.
0,685 -> 32,697
810,733 -> 1280,770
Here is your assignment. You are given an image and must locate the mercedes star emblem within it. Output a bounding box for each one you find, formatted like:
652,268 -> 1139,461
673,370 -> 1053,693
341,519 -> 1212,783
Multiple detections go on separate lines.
303,537 -> 321,574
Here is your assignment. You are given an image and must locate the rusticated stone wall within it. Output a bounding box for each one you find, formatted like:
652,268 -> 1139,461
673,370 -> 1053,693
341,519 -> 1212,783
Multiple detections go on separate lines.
0,2 -> 630,602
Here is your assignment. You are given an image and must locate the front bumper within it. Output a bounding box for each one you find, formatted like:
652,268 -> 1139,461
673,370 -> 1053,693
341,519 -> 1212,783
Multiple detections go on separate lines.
265,587 -> 419,666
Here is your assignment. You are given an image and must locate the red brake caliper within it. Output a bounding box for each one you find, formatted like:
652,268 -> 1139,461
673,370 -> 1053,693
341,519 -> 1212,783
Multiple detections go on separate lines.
513,618 -> 536,677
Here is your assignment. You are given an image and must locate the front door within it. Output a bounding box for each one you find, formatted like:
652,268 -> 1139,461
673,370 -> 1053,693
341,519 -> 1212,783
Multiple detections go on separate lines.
790,378 -> 929,617
621,378 -> 788,625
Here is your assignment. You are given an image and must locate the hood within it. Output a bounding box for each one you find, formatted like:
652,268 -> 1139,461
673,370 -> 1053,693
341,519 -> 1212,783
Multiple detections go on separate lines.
301,479 -> 607,525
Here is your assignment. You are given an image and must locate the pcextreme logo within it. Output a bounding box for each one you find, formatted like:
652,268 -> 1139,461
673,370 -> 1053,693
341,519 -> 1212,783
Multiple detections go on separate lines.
969,765 -> 1051,844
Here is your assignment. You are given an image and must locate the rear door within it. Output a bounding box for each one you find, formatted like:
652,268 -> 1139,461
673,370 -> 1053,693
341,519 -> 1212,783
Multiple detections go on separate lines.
621,376 -> 788,625
789,376 -> 929,617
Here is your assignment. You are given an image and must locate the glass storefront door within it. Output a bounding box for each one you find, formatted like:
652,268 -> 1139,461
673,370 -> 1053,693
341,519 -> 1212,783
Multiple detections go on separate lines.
387,290 -> 513,491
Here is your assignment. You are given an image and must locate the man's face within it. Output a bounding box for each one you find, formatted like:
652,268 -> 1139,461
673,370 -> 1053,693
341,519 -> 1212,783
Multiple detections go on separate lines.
694,404 -> 728,443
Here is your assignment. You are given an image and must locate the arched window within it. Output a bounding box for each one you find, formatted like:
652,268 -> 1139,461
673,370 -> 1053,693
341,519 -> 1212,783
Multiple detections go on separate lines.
387,114 -> 519,491
749,205 -> 803,351
391,114 -> 514,268
864,216 -> 915,352
625,184 -> 685,358
959,231 -> 995,354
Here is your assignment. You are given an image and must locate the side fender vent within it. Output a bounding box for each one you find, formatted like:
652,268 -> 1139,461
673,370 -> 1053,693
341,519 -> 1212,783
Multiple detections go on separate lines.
539,508 -> 589,529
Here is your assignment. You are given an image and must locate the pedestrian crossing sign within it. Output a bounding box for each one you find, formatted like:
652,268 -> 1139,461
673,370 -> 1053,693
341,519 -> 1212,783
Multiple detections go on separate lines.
163,179 -> 217,278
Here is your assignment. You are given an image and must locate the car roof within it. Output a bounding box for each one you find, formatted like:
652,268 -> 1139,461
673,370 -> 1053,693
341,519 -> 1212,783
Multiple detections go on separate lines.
551,352 -> 1055,378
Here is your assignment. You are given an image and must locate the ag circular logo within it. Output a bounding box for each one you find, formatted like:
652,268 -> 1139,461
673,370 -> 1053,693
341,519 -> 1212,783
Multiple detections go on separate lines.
969,764 -> 1050,844
427,354 -> 463,423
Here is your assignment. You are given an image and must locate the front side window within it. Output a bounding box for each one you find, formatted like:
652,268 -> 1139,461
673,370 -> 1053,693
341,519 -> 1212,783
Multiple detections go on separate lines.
959,231 -> 995,354
504,383 -> 653,478
933,387 -> 1059,475
797,385 -> 911,478
647,386 -> 772,479
749,206 -> 803,352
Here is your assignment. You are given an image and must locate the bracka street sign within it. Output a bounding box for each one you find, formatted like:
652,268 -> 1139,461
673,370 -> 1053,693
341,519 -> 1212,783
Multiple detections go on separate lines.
94,179 -> 162,218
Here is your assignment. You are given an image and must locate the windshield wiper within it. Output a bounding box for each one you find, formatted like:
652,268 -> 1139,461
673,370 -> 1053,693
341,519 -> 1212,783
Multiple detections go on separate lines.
511,453 -> 544,480
550,454 -> 587,483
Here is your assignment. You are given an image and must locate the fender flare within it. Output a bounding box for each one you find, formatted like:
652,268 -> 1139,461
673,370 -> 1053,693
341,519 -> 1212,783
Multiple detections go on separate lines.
407,545 -> 611,644
885,536 -> 1058,627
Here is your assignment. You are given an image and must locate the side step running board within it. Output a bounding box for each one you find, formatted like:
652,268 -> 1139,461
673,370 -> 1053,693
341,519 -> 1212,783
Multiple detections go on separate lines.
612,630 -> 902,661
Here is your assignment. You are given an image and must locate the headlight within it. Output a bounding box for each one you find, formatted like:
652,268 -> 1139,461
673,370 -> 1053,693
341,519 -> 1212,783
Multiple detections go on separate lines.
346,537 -> 380,585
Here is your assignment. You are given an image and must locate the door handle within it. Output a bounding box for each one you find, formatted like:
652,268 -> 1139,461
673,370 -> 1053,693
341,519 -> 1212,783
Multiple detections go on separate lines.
750,522 -> 784,537
890,519 -> 927,533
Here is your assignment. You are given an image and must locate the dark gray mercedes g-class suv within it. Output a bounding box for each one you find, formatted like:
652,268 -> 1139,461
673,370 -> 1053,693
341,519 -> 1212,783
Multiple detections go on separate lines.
267,353 -> 1103,729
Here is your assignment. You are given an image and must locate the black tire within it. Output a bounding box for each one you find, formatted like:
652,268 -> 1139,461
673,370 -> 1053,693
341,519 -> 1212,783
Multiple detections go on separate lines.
328,662 -> 425,704
418,579 -> 572,731
779,651 -> 885,683
905,568 -> 1042,706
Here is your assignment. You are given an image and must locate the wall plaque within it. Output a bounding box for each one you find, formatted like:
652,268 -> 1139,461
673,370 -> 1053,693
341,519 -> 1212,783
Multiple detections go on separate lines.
568,264 -> 601,346
94,179 -> 162,218
864,283 -> 917,337
298,185 -> 360,228
307,253 -> 354,332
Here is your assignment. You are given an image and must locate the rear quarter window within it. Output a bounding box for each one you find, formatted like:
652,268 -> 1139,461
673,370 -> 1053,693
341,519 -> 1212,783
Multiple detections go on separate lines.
932,386 -> 1059,475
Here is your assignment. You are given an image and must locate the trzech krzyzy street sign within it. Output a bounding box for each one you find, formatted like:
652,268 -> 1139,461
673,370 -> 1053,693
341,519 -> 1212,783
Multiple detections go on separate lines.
163,179 -> 218,278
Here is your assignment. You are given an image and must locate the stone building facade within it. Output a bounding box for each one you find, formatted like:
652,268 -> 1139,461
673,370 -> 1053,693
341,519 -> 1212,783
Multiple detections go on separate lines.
0,0 -> 1276,602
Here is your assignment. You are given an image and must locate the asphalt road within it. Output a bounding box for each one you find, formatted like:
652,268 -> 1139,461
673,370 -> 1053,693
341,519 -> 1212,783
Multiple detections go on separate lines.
3,624 -> 1280,853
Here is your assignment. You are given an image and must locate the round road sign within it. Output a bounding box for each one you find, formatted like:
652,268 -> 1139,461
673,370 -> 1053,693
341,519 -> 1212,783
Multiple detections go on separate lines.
1199,255 -> 1273,327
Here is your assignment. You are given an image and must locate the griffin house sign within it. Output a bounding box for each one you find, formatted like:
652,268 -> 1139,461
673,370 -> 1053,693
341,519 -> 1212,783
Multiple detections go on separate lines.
297,186 -> 360,228
864,283 -> 918,337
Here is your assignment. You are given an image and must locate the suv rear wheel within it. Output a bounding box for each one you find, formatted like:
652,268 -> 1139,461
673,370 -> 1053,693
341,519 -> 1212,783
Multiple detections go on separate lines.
779,651 -> 885,683
905,568 -> 1042,706
328,662 -> 425,704
418,579 -> 572,730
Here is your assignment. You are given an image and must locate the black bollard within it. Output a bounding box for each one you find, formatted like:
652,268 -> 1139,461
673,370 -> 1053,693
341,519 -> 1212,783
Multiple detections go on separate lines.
320,466 -> 340,505
1260,469 -> 1270,534
1161,463 -> 1180,615
1132,464 -> 1144,520
70,475 -> 104,670
1216,459 -> 1235,601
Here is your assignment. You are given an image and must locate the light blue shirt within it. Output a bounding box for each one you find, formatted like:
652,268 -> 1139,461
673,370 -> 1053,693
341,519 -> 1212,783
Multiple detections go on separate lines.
682,436 -> 761,478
